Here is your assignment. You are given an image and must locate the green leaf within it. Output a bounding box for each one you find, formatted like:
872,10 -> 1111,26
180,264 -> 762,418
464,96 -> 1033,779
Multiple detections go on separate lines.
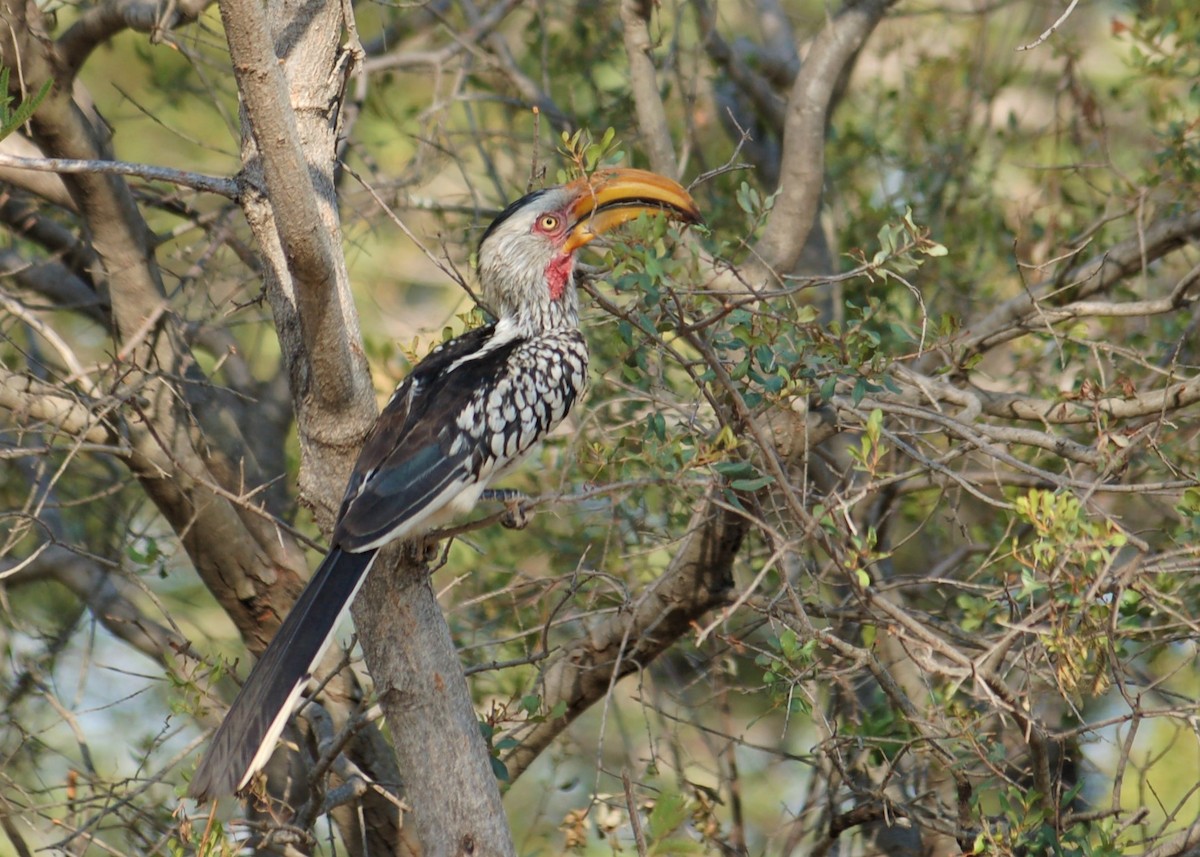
713,459 -> 755,478
647,411 -> 666,440
735,181 -> 760,214
0,71 -> 51,142
778,628 -> 800,661
794,304 -> 820,324
865,408 -> 883,445
489,754 -> 510,782
730,475 -> 774,491
852,377 -> 869,405
1177,486 -> 1200,516
647,789 -> 688,838
722,487 -> 747,512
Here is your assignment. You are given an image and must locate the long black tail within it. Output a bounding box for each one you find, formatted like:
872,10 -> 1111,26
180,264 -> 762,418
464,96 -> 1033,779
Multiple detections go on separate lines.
189,547 -> 377,802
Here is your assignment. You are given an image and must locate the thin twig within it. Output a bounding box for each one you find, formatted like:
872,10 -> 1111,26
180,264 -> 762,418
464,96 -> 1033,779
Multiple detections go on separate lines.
1016,0 -> 1081,51
622,770 -> 648,857
0,153 -> 237,197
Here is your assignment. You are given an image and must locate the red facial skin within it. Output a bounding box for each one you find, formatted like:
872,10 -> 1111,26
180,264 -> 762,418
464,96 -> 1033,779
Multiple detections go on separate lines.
534,211 -> 573,301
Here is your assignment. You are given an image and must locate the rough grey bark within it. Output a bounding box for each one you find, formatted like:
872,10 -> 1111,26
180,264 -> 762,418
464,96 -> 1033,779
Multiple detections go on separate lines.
620,0 -> 680,178
216,0 -> 515,848
353,550 -> 518,857
754,0 -> 898,278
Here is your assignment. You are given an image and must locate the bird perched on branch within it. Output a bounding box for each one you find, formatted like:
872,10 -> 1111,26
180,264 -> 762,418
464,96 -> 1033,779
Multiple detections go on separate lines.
189,168 -> 700,801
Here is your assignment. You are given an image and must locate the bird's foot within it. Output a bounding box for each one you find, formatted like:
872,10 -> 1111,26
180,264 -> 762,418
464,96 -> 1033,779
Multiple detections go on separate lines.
482,488 -> 530,530
500,501 -> 530,530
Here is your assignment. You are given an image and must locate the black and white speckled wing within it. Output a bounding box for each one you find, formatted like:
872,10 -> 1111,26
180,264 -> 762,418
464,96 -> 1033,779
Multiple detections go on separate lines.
334,325 -> 589,551
188,323 -> 588,802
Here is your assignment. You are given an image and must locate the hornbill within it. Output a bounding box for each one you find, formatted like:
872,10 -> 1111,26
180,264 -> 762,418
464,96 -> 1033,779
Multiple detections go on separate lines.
188,168 -> 700,801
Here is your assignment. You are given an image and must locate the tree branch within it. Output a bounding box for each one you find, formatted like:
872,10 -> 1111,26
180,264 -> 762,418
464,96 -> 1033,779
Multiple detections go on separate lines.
506,492 -> 741,779
0,368 -> 117,445
0,251 -> 107,323
362,0 -> 521,75
0,152 -> 238,198
218,0 -> 373,420
975,374 -> 1200,424
352,550 -> 517,857
57,0 -> 213,79
0,135 -> 75,208
952,210 -> 1200,360
695,0 -> 787,134
620,0 -> 680,177
0,194 -> 100,285
1,544 -> 203,671
1141,820 -> 1200,857
753,0 -> 897,277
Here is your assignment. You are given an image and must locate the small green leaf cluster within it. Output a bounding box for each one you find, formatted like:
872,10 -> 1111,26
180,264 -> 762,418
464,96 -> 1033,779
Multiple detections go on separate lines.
171,813 -> 232,857
557,126 -> 626,180
712,458 -> 773,494
479,719 -> 516,783
847,408 -> 889,476
971,785 -> 1123,857
1002,489 -> 1131,696
1011,489 -> 1127,580
732,180 -> 779,241
1177,486 -> 1200,529
1116,4 -> 1200,186
753,627 -> 815,716
479,695 -> 569,784
806,299 -> 906,405
640,787 -> 705,855
861,207 -> 948,280
845,698 -> 914,769
956,591 -> 996,634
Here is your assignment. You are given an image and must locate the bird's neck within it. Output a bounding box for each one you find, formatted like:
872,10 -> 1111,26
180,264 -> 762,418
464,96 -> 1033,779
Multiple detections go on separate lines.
493,289 -> 577,338
484,265 -> 580,337
503,288 -> 579,337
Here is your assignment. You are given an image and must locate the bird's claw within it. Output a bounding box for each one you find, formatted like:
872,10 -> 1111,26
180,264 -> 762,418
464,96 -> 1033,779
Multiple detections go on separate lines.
500,500 -> 530,530
482,488 -> 531,530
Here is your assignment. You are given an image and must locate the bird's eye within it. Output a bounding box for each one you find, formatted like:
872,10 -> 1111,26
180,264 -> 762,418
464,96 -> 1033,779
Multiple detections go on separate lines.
537,214 -> 561,233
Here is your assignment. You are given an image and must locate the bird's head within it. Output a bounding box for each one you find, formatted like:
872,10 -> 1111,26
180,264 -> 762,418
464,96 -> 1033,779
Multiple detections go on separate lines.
477,168 -> 700,332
